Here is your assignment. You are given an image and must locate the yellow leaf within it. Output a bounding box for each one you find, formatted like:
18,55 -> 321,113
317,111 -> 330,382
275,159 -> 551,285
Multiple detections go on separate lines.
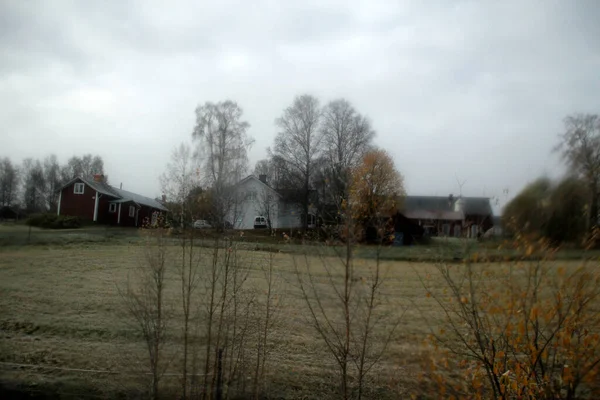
525,245 -> 534,256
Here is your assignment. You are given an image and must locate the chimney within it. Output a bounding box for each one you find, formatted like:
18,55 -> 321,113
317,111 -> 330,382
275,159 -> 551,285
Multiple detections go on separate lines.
162,194 -> 166,203
120,183 -> 122,189
259,174 -> 267,184
93,174 -> 104,182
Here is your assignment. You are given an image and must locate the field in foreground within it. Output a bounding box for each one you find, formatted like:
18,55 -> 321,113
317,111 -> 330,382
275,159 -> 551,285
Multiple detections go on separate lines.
0,242 -> 592,399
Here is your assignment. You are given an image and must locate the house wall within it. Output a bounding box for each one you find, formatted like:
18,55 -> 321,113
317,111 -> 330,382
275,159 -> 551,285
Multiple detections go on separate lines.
104,202 -> 120,225
466,214 -> 493,234
59,180 -> 95,221
59,180 -> 164,227
96,194 -> 116,224
412,218 -> 464,237
408,215 -> 494,238
231,178 -> 280,229
119,202 -> 139,227
230,177 -> 318,230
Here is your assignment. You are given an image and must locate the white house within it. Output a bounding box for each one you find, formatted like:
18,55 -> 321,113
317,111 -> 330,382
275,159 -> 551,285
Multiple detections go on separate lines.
229,175 -> 317,230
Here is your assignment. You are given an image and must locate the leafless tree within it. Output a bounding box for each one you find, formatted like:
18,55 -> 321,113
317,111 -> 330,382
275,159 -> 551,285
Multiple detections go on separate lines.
272,94 -> 323,229
160,143 -> 204,399
197,239 -> 255,399
160,143 -> 200,229
192,100 -> 254,230
0,157 -> 19,207
119,227 -> 170,400
253,159 -> 272,178
554,113 -> 600,231
321,99 -> 375,206
43,155 -> 61,212
21,158 -> 46,212
60,154 -> 105,182
294,192 -> 401,399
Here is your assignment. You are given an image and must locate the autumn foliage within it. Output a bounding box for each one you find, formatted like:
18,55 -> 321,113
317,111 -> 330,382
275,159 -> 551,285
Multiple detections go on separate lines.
421,236 -> 600,399
348,149 -> 404,226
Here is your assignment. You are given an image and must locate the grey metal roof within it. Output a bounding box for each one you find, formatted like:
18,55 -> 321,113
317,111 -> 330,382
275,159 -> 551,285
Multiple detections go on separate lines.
111,187 -> 168,211
108,198 -> 141,206
79,177 -> 120,197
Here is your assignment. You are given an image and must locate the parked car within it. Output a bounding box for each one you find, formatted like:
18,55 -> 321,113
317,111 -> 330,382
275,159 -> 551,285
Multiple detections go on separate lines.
253,216 -> 268,229
193,220 -> 212,229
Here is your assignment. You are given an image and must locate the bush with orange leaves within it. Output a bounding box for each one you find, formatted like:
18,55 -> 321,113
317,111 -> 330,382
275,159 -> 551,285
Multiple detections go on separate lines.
420,236 -> 600,400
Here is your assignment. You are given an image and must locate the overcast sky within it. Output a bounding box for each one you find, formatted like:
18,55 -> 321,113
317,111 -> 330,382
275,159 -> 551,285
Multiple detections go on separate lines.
2,0 -> 599,214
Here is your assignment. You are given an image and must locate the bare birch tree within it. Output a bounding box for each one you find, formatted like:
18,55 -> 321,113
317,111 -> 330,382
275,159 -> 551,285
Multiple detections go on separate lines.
160,143 -> 199,229
43,155 -> 61,212
272,94 -> 323,229
192,100 -> 254,230
60,154 -> 105,182
321,99 -> 375,207
554,113 -> 600,232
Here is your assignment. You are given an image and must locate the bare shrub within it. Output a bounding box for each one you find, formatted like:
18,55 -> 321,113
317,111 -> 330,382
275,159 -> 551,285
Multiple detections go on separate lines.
198,238 -> 257,399
294,212 -> 402,399
252,251 -> 285,399
119,225 -> 171,400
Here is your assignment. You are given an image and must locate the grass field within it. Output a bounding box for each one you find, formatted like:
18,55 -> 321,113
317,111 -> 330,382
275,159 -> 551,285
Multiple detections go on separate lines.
2,222 -> 600,262
0,225 -> 598,399
0,240 -> 446,398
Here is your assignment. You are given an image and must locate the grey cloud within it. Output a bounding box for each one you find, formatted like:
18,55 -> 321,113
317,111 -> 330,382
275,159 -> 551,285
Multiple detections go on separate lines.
1,0 -> 599,213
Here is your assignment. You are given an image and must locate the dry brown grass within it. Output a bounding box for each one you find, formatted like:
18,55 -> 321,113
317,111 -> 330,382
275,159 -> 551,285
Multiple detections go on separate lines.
0,243 -> 588,399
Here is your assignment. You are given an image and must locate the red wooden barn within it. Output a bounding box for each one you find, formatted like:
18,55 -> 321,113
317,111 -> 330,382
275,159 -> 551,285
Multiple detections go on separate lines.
57,174 -> 168,227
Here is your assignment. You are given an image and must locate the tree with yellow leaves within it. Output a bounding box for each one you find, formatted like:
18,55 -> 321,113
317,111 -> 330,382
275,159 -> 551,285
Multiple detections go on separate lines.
348,148 -> 405,241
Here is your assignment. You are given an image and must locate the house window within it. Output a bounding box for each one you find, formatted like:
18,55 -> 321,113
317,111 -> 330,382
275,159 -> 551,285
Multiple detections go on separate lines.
109,203 -> 117,213
246,191 -> 257,202
151,212 -> 158,226
129,206 -> 136,217
471,224 -> 479,238
74,183 -> 85,195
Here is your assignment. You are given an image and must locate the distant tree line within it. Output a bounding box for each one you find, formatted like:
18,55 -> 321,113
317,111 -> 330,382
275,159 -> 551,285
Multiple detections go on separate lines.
0,154 -> 105,214
503,113 -> 600,245
164,95 -> 404,231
